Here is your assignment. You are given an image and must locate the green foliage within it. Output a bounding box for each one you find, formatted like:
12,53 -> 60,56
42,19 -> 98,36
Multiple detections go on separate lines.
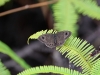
27,29 -> 57,44
26,29 -> 100,75
91,58 -> 100,75
56,35 -> 98,74
52,0 -> 100,36
0,41 -> 30,69
17,65 -> 83,75
71,0 -> 100,19
2,0 -> 100,74
0,60 -> 11,75
52,0 -> 78,36
0,0 -> 10,6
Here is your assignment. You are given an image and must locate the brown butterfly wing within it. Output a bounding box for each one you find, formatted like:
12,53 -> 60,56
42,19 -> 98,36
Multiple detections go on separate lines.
38,34 -> 56,48
56,31 -> 71,46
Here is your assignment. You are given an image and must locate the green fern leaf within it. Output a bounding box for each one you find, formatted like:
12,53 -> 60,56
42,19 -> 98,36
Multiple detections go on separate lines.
52,0 -> 78,36
56,35 -> 99,74
0,60 -> 11,75
0,0 -> 9,6
27,29 -> 57,44
27,29 -> 99,74
71,0 -> 100,19
90,58 -> 100,75
0,41 -> 30,69
17,65 -> 83,75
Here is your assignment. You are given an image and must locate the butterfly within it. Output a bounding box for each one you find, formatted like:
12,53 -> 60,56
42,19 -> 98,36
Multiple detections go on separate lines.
38,31 -> 71,48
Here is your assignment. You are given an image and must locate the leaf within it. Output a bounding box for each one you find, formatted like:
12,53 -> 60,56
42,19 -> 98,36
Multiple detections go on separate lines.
0,0 -> 9,6
27,29 -> 100,74
27,29 -> 57,44
0,60 -> 11,75
71,0 -> 100,19
0,41 -> 30,69
52,0 -> 78,36
57,35 -> 98,74
90,58 -> 100,75
17,65 -> 83,75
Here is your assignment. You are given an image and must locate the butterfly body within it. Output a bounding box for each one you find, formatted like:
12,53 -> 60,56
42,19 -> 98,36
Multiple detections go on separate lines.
53,34 -> 57,46
38,31 -> 71,48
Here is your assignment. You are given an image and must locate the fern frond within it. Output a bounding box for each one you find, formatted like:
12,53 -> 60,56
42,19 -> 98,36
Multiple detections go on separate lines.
90,58 -> 100,75
71,0 -> 100,19
57,35 -> 98,74
17,65 -> 83,75
0,41 -> 30,69
0,60 -> 11,75
27,29 -> 57,44
27,29 -> 99,74
52,0 -> 78,36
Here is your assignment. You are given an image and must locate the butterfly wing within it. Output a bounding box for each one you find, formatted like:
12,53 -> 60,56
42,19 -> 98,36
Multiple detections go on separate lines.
38,34 -> 56,48
56,31 -> 71,46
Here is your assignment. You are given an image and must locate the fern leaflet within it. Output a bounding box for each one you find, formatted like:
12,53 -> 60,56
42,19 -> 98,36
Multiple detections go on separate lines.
71,0 -> 100,19
90,58 -> 100,75
0,60 -> 11,75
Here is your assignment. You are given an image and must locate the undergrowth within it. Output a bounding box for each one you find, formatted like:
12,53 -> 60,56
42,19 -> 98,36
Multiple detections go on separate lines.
1,0 -> 100,75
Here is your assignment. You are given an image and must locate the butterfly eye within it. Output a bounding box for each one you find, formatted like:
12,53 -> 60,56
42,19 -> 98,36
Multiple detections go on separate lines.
42,36 -> 45,39
65,32 -> 68,35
